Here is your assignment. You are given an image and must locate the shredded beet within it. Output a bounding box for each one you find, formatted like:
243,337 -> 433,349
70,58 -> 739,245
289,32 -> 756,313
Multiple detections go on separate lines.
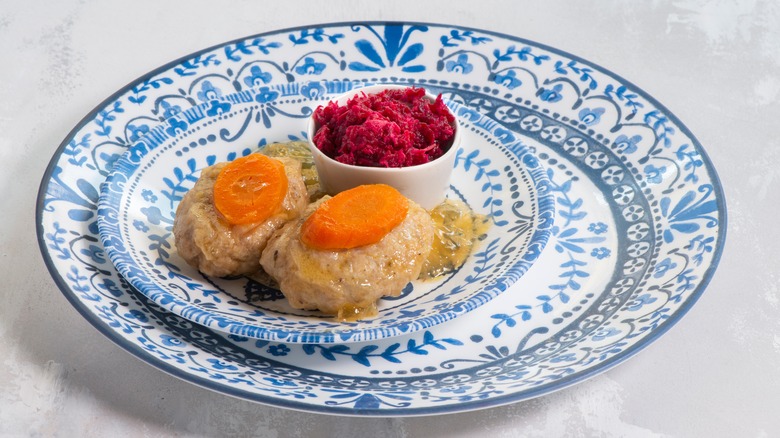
312,87 -> 456,168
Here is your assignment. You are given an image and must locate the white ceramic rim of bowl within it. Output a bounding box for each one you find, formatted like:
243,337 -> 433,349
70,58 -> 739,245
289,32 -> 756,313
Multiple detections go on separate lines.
306,84 -> 461,209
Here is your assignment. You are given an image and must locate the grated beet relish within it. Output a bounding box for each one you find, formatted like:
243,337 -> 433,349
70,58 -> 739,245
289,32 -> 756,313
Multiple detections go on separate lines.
312,87 -> 456,168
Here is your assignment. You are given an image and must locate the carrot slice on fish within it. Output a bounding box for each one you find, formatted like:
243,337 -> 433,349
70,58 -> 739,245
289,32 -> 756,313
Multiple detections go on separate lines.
300,184 -> 409,250
213,154 -> 287,225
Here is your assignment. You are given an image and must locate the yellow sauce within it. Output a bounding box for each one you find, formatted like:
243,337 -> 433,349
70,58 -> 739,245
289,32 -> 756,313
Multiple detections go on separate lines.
420,199 -> 491,280
337,302 -> 378,322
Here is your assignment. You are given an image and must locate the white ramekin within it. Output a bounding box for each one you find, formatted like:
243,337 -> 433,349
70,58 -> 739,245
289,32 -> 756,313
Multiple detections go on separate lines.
306,84 -> 461,210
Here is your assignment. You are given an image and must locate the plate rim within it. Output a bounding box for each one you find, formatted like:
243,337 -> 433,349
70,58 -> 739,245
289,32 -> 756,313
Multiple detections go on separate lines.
35,20 -> 728,416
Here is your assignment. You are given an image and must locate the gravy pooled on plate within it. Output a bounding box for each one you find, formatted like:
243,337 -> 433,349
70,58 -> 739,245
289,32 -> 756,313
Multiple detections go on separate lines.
420,199 -> 490,280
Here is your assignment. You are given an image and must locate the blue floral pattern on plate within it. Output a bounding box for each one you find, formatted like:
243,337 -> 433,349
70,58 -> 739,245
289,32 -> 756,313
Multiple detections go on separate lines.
97,84 -> 555,343
37,22 -> 726,415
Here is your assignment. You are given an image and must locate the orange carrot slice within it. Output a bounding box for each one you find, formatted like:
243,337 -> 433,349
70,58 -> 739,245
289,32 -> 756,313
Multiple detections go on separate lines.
300,184 -> 409,250
213,154 -> 288,225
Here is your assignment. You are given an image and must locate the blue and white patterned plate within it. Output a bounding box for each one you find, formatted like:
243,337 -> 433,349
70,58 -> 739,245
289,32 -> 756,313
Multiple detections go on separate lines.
96,85 -> 555,343
37,22 -> 726,415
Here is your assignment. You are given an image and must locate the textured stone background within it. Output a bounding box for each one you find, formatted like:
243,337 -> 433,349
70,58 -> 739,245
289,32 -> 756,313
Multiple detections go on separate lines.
1,0 -> 778,436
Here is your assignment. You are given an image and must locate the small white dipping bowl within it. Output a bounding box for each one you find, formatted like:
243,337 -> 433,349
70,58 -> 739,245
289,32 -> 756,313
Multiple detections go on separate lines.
306,84 -> 461,210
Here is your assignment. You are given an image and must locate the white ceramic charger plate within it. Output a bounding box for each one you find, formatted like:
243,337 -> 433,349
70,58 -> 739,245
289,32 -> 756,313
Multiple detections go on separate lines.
37,22 -> 726,415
